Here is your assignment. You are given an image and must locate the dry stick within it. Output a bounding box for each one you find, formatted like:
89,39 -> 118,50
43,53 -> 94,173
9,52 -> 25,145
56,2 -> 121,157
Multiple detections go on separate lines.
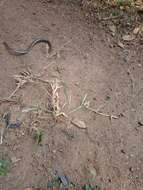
69,94 -> 118,119
33,62 -> 55,78
8,84 -> 20,99
96,102 -> 108,112
34,77 -> 51,85
99,15 -> 122,21
7,72 -> 56,100
0,98 -> 17,103
0,128 -> 4,145
8,73 -> 37,99
85,106 -> 118,119
68,94 -> 88,114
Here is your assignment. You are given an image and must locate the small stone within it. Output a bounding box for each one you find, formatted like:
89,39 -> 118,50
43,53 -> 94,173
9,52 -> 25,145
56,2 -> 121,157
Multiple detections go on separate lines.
121,149 -> 126,154
52,150 -> 56,154
71,118 -> 87,129
129,167 -> 134,172
130,154 -> 134,157
117,41 -> 124,48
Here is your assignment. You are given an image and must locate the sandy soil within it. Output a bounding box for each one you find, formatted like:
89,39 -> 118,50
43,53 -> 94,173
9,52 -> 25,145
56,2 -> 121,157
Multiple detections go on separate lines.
0,0 -> 143,190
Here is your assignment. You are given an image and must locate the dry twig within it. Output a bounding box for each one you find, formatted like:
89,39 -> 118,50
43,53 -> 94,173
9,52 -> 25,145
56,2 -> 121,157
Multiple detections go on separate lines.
85,106 -> 118,119
69,94 -> 118,119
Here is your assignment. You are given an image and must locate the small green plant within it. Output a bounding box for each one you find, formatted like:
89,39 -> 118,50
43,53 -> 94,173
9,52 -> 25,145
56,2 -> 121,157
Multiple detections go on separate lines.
34,129 -> 43,145
112,11 -> 120,17
82,184 -> 94,190
47,177 -> 61,189
116,0 -> 134,7
0,159 -> 10,176
47,175 -> 75,190
82,184 -> 101,190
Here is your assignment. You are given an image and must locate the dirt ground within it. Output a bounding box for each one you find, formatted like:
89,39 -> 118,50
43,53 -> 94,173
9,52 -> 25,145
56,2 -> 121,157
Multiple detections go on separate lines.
0,0 -> 143,190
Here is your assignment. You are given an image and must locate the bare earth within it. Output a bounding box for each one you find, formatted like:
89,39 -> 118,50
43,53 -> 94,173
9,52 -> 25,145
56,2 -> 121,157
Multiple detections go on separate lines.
0,0 -> 143,190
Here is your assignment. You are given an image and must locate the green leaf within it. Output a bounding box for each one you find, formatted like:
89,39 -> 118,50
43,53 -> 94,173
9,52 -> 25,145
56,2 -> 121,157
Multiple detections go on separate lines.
116,0 -> 133,7
34,129 -> 43,145
0,159 -> 10,176
82,184 -> 94,190
82,184 -> 101,190
47,177 -> 61,189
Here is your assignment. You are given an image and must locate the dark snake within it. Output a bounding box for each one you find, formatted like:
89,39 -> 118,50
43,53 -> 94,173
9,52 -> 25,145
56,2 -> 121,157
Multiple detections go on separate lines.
3,38 -> 52,56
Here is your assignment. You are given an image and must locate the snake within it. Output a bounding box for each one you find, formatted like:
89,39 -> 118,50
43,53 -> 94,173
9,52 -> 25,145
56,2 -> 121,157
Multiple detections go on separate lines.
3,38 -> 52,56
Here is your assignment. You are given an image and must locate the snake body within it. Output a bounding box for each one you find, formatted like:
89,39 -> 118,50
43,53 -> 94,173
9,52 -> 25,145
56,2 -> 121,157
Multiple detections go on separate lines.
3,38 -> 52,56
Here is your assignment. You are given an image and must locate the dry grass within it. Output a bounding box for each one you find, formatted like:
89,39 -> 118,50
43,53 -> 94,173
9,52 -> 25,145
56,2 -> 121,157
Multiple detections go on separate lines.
0,65 -> 119,145
7,69 -> 69,119
8,68 -> 119,121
